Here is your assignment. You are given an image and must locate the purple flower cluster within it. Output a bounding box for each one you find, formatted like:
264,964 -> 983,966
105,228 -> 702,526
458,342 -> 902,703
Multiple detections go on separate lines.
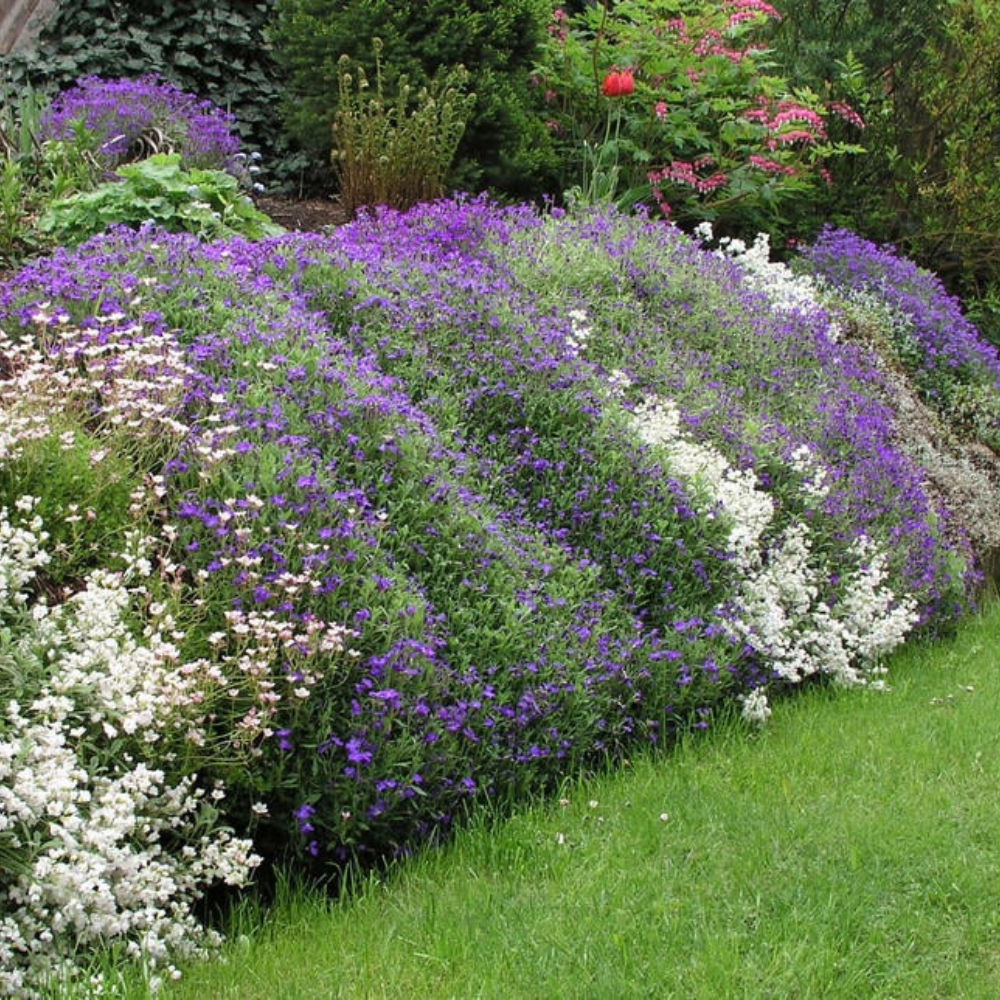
320,199 -> 969,625
39,74 -> 242,171
0,197 -> 976,873
800,227 -> 1000,391
0,224 -> 686,865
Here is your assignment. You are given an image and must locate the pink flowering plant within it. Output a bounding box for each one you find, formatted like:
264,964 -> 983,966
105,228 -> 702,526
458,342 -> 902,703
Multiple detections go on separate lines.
535,0 -> 864,231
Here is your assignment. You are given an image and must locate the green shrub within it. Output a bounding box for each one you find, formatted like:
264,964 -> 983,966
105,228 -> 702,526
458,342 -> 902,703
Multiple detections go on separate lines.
770,0 -> 1000,294
268,0 -> 559,198
888,0 -> 1000,296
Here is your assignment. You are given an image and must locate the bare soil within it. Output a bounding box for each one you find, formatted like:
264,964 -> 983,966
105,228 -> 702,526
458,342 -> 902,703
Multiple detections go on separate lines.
255,195 -> 349,233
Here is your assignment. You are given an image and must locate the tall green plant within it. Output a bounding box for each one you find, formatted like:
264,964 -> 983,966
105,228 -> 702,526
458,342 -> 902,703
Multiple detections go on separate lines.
268,0 -> 558,197
0,86 -> 40,264
0,84 -> 102,267
331,42 -> 475,217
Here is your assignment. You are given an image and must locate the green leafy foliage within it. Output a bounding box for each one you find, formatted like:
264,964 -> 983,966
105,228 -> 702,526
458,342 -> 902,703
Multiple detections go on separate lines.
38,153 -> 285,244
0,85 -> 105,266
268,0 -> 559,197
0,427 -> 138,589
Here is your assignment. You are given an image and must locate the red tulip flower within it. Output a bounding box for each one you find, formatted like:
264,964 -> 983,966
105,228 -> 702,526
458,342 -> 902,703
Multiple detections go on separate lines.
601,69 -> 635,98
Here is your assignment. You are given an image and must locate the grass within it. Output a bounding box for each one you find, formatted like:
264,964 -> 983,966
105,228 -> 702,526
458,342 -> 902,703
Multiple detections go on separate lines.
155,598 -> 1000,999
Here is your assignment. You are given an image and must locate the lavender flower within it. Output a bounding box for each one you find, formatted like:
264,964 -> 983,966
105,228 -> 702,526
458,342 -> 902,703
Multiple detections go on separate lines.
800,227 -> 1000,405
40,74 -> 242,172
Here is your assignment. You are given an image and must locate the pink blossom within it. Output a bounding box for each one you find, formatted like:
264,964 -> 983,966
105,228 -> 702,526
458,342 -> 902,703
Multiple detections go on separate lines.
773,129 -> 822,146
749,154 -> 796,176
548,8 -> 568,42
828,101 -> 865,130
723,0 -> 781,21
649,158 -> 728,194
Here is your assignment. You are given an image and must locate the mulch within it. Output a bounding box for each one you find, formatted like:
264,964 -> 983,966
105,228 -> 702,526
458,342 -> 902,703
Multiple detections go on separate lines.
255,195 -> 350,232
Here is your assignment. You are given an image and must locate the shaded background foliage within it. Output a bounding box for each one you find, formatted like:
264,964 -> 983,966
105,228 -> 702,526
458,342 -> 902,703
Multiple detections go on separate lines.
267,0 -> 560,199
771,1 -> 1000,305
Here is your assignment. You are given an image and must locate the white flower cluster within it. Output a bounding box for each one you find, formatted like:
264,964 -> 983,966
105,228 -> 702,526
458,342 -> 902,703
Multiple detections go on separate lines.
628,392 -> 917,701
0,491 -> 363,995
787,443 -> 831,503
0,314 -> 361,995
0,314 -> 194,461
630,396 -> 774,567
0,497 -> 50,608
0,519 -> 263,998
564,308 -> 592,356
725,524 -> 918,687
739,687 -> 772,726
695,222 -> 833,326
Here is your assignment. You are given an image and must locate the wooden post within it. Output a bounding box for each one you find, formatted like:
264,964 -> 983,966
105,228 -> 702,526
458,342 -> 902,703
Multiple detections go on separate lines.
0,0 -> 59,57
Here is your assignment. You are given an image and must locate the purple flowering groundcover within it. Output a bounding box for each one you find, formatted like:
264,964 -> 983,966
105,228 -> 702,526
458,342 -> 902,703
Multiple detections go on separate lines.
1,196 -> 989,874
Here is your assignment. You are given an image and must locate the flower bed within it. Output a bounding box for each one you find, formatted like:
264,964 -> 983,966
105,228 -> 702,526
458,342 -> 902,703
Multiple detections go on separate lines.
1,197 -> 996,993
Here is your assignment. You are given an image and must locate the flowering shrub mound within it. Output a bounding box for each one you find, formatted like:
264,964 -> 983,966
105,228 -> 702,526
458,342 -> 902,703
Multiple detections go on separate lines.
800,228 -> 1000,451
39,74 -> 243,173
2,197 -> 998,991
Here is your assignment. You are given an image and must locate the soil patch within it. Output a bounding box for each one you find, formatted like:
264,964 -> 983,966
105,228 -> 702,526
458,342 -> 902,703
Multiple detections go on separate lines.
255,195 -> 349,233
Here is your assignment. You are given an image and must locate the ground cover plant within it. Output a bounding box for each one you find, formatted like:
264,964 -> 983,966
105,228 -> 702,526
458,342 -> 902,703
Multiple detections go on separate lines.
801,226 -> 1000,451
159,598 -> 1000,998
38,74 -> 243,173
1,194 -> 998,993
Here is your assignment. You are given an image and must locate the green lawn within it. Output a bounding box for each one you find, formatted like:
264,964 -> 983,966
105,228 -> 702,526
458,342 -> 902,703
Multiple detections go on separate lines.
161,600 -> 1000,999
